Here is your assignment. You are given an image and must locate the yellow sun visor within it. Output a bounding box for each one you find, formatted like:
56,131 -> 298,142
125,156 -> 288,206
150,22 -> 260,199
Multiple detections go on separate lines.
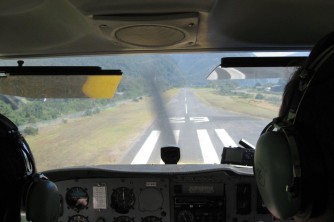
82,75 -> 122,98
0,65 -> 123,98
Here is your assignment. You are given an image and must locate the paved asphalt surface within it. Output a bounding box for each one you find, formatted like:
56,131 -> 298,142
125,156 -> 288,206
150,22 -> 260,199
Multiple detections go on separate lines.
123,89 -> 271,164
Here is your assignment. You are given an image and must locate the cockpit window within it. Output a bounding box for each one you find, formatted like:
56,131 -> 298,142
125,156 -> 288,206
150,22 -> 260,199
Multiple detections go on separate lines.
0,52 -> 309,171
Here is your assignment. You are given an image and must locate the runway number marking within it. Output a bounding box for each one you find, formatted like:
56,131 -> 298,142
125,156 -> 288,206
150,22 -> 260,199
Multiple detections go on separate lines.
190,117 -> 209,123
169,117 -> 209,123
169,117 -> 186,123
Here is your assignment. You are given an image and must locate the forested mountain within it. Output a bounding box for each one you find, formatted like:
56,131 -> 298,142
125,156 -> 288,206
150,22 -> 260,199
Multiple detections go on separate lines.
0,52 -> 254,90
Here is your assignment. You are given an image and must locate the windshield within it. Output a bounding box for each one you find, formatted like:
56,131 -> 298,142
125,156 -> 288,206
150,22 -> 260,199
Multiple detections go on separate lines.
0,52 -> 308,171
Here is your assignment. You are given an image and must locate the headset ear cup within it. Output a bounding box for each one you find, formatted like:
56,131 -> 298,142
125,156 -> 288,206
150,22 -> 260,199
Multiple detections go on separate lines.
25,176 -> 60,222
293,125 -> 328,219
255,130 -> 301,219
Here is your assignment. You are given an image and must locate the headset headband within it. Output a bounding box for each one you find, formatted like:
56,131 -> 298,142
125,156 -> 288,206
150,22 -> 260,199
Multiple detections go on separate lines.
286,45 -> 334,125
0,113 -> 36,176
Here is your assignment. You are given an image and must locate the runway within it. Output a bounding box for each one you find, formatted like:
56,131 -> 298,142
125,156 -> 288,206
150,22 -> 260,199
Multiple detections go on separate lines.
123,89 -> 270,164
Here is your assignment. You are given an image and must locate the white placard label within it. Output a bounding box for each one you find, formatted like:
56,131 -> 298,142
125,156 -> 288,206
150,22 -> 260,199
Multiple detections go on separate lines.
93,186 -> 107,209
146,182 -> 157,187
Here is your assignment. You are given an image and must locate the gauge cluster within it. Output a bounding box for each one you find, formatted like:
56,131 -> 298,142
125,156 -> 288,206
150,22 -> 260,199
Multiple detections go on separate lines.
49,165 -> 275,222
57,178 -> 169,222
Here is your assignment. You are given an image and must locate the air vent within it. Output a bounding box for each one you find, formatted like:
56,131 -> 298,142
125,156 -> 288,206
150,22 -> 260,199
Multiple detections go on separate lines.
115,25 -> 185,47
236,184 -> 251,215
93,13 -> 198,48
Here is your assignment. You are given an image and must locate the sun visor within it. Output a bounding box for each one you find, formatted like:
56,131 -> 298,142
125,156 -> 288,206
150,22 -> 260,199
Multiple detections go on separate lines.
82,75 -> 122,98
0,65 -> 122,98
207,56 -> 307,80
220,57 -> 307,68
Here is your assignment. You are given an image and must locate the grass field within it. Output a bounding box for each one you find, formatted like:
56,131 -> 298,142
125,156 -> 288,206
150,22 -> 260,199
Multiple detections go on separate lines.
25,89 -> 181,171
26,98 -> 153,171
193,88 -> 280,119
164,88 -> 181,100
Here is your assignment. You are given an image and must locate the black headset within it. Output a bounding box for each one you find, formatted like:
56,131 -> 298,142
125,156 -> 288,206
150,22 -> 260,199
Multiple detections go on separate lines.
254,33 -> 334,220
0,113 -> 60,222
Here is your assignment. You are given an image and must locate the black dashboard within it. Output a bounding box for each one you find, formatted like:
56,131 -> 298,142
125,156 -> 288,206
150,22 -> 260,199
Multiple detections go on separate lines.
45,165 -> 274,222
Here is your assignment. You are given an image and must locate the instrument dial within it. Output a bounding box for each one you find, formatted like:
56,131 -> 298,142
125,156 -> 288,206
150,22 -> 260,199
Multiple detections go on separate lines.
66,187 -> 89,212
141,216 -> 162,222
111,187 -> 135,213
114,216 -> 134,222
177,210 -> 194,222
68,215 -> 89,222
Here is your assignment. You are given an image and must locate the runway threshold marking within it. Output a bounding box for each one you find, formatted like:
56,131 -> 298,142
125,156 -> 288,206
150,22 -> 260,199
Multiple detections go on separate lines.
197,129 -> 220,164
173,130 -> 180,144
131,130 -> 160,164
160,130 -> 180,164
133,128 -> 238,164
215,129 -> 237,147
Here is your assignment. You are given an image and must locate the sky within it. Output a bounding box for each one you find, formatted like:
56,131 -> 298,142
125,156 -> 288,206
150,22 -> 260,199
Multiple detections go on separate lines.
253,52 -> 309,57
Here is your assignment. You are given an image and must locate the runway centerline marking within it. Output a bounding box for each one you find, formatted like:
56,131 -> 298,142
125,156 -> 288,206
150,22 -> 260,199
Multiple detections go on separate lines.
185,103 -> 188,114
215,129 -> 237,147
131,130 -> 160,164
197,129 -> 220,164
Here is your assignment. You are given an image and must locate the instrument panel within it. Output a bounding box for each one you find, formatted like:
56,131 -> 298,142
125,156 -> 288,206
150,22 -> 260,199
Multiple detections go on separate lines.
58,178 -> 169,222
46,165 -> 274,222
